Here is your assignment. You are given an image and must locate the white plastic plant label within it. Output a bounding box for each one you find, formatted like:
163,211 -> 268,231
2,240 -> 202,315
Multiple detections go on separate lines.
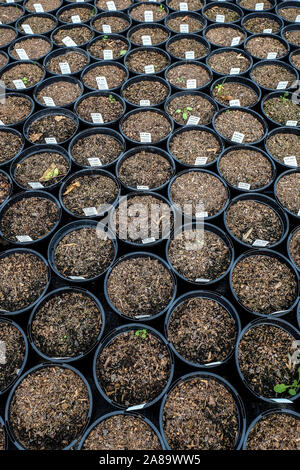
195,277 -> 210,282
88,157 -> 102,166
62,36 -> 77,47
16,48 -> 29,60
231,36 -> 241,46
59,62 -> 71,74
276,81 -> 288,90
43,96 -> 56,106
185,51 -> 195,59
286,120 -> 297,126
267,52 -> 277,59
106,1 -> 116,10
69,275 -> 85,280
263,28 -> 272,33
45,137 -> 57,144
216,14 -> 225,22
298,209 -> 300,216
135,314 -> 150,319
127,404 -> 146,411
283,156 -> 298,166
187,115 -> 200,125
194,157 -> 208,165
102,24 -> 112,33
238,182 -> 251,190
230,67 -> 240,75
28,182 -> 44,189
252,239 -> 269,247
0,120 -> 4,126
271,398 -> 293,404
71,15 -> 81,23
33,3 -> 44,12
229,99 -> 240,106
144,10 -> 153,22
83,207 -> 98,216
103,49 -> 113,60
195,211 -> 208,218
13,79 -> 26,89
231,131 -> 245,143
6,0 -> 15,3
22,24 -> 34,34
255,3 -> 264,10
186,79 -> 197,88
142,35 -> 152,46
140,132 -> 152,142
96,76 -> 109,90
179,2 -> 188,11
137,185 -> 149,190
142,237 -> 156,244
91,113 -> 104,124
144,64 -> 155,73
16,235 -> 33,242
180,24 -> 189,33
296,15 -> 300,22
140,99 -> 150,106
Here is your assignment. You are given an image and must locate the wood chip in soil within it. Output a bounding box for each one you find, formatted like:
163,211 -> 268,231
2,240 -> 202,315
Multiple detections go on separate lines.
167,38 -> 207,59
121,111 -> 171,142
232,254 -> 298,314
276,172 -> 300,215
92,15 -> 129,33
278,7 -> 300,22
263,97 -> 300,126
36,80 -> 81,107
0,27 -> 16,47
266,132 -> 300,166
208,50 -> 250,75
126,50 -> 168,74
122,80 -> 169,106
168,0 -> 203,10
0,252 -> 48,312
106,256 -> 174,318
46,50 -> 88,74
31,291 -> 102,358
89,36 -> 128,59
205,26 -> 245,46
289,227 -> 300,270
130,27 -> 168,45
245,413 -> 300,450
168,296 -> 237,365
0,63 -> 43,89
9,366 -> 90,450
0,96 -> 32,125
168,94 -> 215,125
54,227 -> 114,279
83,65 -> 127,90
96,0 -> 131,9
96,329 -> 171,406
10,37 -> 51,60
167,14 -> 203,33
58,7 -> 94,23
0,173 -> 10,205
0,6 -> 23,24
129,4 -> 167,22
0,131 -> 23,164
71,133 -> 123,167
204,6 -> 240,22
246,36 -> 287,59
243,17 -> 281,34
76,95 -> 123,123
28,114 -> 77,144
170,129 -> 221,165
166,63 -> 211,89
162,377 -> 239,450
25,0 -> 61,12
0,321 -> 26,392
18,16 -> 56,34
213,82 -> 258,107
53,25 -> 93,46
14,152 -> 69,188
214,109 -> 264,143
251,64 -> 296,90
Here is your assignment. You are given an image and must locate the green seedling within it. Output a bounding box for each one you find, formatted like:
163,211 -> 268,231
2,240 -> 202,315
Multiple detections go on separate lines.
274,367 -> 300,397
60,335 -> 67,342
135,329 -> 147,339
22,77 -> 28,85
280,91 -> 289,103
159,4 -> 165,11
120,49 -> 127,56
177,77 -> 184,83
175,106 -> 193,120
109,94 -> 116,104
215,78 -> 227,96
102,35 -> 108,40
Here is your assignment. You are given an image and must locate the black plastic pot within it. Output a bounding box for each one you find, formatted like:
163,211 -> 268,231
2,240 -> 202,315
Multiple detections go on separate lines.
230,249 -> 299,317
104,251 -> 177,321
92,323 -> 174,410
159,371 -> 246,450
33,75 -> 84,109
166,0 -> 206,13
0,247 -> 51,316
205,46 -> 253,77
287,225 -> 300,275
8,34 -> 53,62
264,127 -> 300,170
81,60 -> 128,92
276,1 -> 300,25
250,59 -> 299,93
28,286 -> 105,363
297,300 -> 300,330
0,415 -> 7,450
43,46 -> 90,77
165,290 -> 241,368
74,90 -> 126,127
274,169 -> 300,220
0,318 -> 28,396
242,409 -> 300,450
119,107 -> 173,145
128,22 -> 170,47
51,23 -> 95,48
0,60 -> 46,93
125,46 -> 171,75
203,23 -> 247,49
289,49 -> 300,71
57,2 -> 98,24
0,50 -> 8,72
166,33 -> 211,61
211,75 -> 261,109
165,60 -> 213,93
128,2 -> 169,24
0,92 -> 34,128
58,168 -> 121,219
237,0 -> 275,13
164,11 -> 207,34
90,11 -> 132,35
217,144 -> 276,193
0,3 -> 25,26
261,90 -> 300,128
203,1 -> 243,24
0,190 -> 62,246
241,12 -> 284,35
0,127 -> 24,169
224,192 -> 289,250
16,13 -> 58,36
281,24 -> 300,49
235,318 -> 300,404
24,0 -> 63,15
77,410 -> 165,450
166,222 -> 235,286
0,169 -> 12,209
47,219 -> 118,283
121,74 -> 171,108
166,124 -> 223,168
10,144 -> 71,192
87,33 -> 130,61
24,107 -> 79,145
244,33 -> 290,61
5,362 -> 93,450
212,106 -> 268,146
116,145 -> 175,192
0,24 -> 17,49
68,127 -> 125,170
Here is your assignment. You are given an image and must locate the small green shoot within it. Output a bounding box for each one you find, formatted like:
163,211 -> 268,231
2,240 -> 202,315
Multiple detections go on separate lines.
109,94 -> 116,104
120,49 -> 127,56
159,4 -> 165,12
22,77 -> 28,85
175,106 -> 193,120
177,77 -> 184,83
280,91 -> 289,103
215,77 -> 227,96
135,329 -> 147,339
102,35 -> 108,40
274,367 -> 300,397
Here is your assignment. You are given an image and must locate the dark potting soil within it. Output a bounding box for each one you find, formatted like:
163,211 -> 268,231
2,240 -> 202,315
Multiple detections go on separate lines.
62,174 -> 119,217
170,171 -> 228,217
0,27 -> 16,47
214,110 -> 265,143
0,252 -> 49,312
166,15 -> 204,33
9,366 -> 90,450
121,111 -> 171,142
0,96 -> 32,125
14,152 -> 69,189
36,81 -> 82,107
278,7 -> 300,22
218,148 -> 273,190
96,0 -> 132,9
168,228 -> 231,282
52,26 -> 93,46
266,133 -> 300,166
232,255 -> 298,314
167,38 -> 208,59
46,50 -> 89,75
81,414 -> 162,450
76,95 -> 124,123
89,36 -> 128,60
31,291 -> 102,358
10,37 -> 51,60
243,17 -> 281,34
114,194 -> 173,243
213,82 -> 258,108
225,200 -> 283,246
239,0 -> 272,9
0,321 -> 26,392
0,423 -> 4,450
25,0 -> 61,12
106,257 -> 174,319
1,196 -> 59,242
129,27 -> 168,46
291,53 -> 300,70
122,80 -> 169,106
204,6 -> 240,22
251,64 -> 296,90
245,413 -> 299,450
166,63 -> 211,89
0,6 -> 23,24
167,94 -> 215,125
129,4 -> 167,22
18,16 -> 56,34
0,131 -> 23,165
245,36 -> 287,59
289,227 -> 300,270
0,53 -> 7,70
238,324 -> 297,398
205,26 -> 245,47
58,7 -> 94,23
263,97 -> 300,126
207,50 -> 250,75
0,63 -> 44,89
162,377 -> 239,450
168,0 -> 203,10
276,172 -> 300,215
126,50 -> 168,74
168,296 -> 237,365
0,173 -> 10,206
83,65 -> 127,90
169,129 -> 221,165
28,114 -> 77,144
284,29 -> 300,46
118,151 -> 173,189
92,16 -> 130,34
54,227 -> 115,279
71,134 -> 123,167
96,329 -> 171,406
